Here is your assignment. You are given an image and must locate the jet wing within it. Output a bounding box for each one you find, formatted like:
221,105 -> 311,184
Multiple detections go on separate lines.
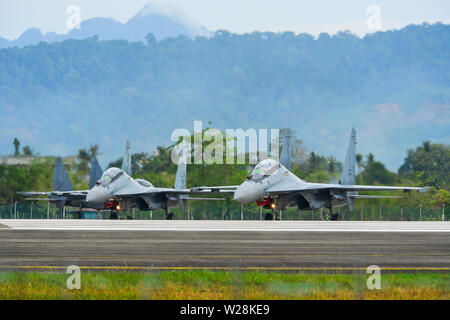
350,195 -> 402,199
189,186 -> 238,193
265,182 -> 429,195
18,190 -> 89,199
113,187 -> 232,198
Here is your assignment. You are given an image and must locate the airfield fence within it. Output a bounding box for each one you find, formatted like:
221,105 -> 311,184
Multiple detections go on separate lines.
0,202 -> 446,221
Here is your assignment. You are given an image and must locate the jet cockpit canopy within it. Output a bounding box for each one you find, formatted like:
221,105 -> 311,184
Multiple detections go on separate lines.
99,167 -> 123,186
250,159 -> 280,181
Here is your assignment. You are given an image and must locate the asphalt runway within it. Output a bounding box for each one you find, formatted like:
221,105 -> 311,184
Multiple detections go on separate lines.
0,220 -> 449,272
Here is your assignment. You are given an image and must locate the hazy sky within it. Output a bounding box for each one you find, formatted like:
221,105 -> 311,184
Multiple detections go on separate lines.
1,0 -> 450,40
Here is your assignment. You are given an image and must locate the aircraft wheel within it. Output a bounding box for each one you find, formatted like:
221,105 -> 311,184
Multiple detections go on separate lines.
166,212 -> 175,220
331,213 -> 340,221
110,211 -> 118,220
264,213 -> 273,220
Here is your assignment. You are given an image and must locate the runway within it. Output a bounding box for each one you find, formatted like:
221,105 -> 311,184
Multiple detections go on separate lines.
0,220 -> 449,272
1,219 -> 450,232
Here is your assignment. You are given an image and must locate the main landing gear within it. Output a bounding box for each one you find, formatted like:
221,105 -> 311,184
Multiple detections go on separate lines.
166,212 -> 175,220
109,211 -> 118,220
329,201 -> 340,221
164,204 -> 175,220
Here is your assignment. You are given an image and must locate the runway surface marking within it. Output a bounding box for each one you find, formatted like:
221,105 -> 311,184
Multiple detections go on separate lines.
2,253 -> 449,259
1,220 -> 450,232
1,227 -> 448,272
0,265 -> 449,271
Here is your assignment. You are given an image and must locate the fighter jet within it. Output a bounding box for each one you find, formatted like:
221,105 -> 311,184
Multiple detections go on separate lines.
195,128 -> 429,220
20,146 -> 221,219
18,141 -> 133,211
17,156 -> 89,210
84,146 -> 222,219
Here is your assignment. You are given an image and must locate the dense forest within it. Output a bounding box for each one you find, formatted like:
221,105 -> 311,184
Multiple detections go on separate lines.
0,23 -> 449,169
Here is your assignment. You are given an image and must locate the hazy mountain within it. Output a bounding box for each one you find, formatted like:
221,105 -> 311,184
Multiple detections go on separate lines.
0,37 -> 10,48
0,1 -> 211,48
0,23 -> 448,170
67,18 -> 126,41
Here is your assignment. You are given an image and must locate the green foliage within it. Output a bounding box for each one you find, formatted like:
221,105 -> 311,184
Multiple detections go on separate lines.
0,23 -> 448,163
0,159 -> 53,203
76,143 -> 100,172
0,137 -> 448,219
22,146 -> 32,156
399,141 -> 449,189
306,170 -> 331,183
360,154 -> 397,185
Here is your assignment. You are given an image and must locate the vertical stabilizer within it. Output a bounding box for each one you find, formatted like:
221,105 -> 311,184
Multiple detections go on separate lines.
174,146 -> 187,190
342,128 -> 357,211
174,146 -> 187,212
341,127 -> 356,185
280,129 -> 292,170
121,140 -> 132,175
89,157 -> 103,189
53,157 -> 73,191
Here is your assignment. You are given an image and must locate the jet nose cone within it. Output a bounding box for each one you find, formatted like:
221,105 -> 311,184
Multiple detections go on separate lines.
233,182 -> 262,203
86,186 -> 109,205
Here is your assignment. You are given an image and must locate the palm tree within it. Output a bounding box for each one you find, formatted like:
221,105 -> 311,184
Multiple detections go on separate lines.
308,152 -> 320,173
89,144 -> 101,158
77,148 -> 90,171
13,138 -> 20,156
422,141 -> 432,178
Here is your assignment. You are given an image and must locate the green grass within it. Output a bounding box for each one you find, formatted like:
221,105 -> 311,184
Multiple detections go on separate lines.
0,271 -> 448,300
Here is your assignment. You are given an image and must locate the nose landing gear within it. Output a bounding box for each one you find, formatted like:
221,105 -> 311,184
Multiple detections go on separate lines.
257,197 -> 278,220
166,212 -> 175,220
264,212 -> 274,220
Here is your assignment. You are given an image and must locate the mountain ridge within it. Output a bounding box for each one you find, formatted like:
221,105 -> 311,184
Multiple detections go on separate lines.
0,2 -> 211,48
0,23 -> 448,170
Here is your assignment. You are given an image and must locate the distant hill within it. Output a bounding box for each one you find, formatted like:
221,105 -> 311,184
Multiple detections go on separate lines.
0,1 -> 211,48
0,23 -> 448,170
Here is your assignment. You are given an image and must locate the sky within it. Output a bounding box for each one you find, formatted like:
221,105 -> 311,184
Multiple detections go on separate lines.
1,0 -> 450,40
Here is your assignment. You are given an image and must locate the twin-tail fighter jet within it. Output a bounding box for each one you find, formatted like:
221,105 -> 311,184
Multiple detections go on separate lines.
84,147 -> 222,219
194,128 -> 429,220
18,142 -> 128,212
19,143 -> 218,219
18,156 -> 86,210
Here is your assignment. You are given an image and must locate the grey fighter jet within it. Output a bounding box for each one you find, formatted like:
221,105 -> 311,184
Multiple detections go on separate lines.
20,146 -> 221,219
18,156 -> 88,210
196,128 -> 429,220
85,147 -> 221,219
19,153 -> 105,210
